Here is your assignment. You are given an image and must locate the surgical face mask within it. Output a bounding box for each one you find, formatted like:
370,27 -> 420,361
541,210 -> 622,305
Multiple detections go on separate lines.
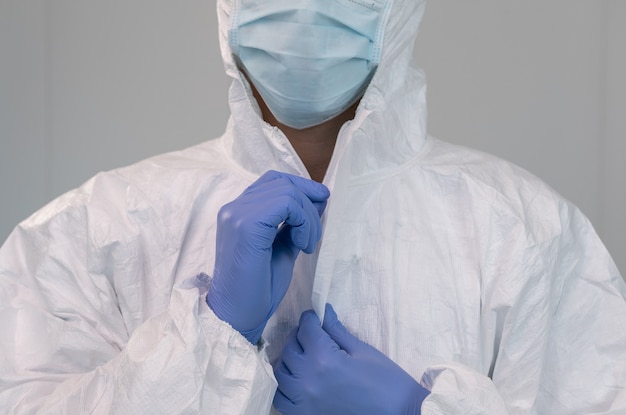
229,0 -> 392,130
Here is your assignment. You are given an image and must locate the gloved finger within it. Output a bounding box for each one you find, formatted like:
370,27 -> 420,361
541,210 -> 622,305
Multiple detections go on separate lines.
215,188 -> 297,251
252,170 -> 330,205
236,187 -> 314,250
250,179 -> 321,251
279,327 -> 304,373
248,181 -> 321,253
279,171 -> 330,204
288,197 -> 323,254
241,172 -> 327,250
312,198 -> 328,217
273,387 -> 296,414
274,361 -> 293,389
273,361 -> 302,404
322,303 -> 360,355
262,172 -> 329,228
285,174 -> 329,223
296,309 -> 340,354
282,174 -> 327,222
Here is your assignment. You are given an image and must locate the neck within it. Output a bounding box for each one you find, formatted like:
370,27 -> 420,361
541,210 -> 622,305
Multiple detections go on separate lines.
251,86 -> 357,183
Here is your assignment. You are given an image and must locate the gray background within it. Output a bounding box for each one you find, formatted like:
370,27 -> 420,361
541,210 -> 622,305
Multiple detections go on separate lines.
1,1 -> 625,275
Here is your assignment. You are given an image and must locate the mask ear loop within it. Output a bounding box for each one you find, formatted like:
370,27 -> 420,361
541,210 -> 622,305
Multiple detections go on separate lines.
228,0 -> 265,118
228,0 -> 242,56
368,0 -> 393,69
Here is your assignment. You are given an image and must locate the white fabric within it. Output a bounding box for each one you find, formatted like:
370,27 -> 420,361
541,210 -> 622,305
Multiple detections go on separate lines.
1,0 -> 626,413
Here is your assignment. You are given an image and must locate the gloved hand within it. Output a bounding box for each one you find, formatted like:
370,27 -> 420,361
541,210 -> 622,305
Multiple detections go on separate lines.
273,304 -> 430,415
206,171 -> 330,345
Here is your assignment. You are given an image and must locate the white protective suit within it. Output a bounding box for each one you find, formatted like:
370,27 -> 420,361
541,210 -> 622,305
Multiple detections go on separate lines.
1,0 -> 626,414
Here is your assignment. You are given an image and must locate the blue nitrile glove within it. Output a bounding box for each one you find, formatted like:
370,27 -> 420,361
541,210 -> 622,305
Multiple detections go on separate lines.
206,171 -> 330,345
273,304 -> 430,415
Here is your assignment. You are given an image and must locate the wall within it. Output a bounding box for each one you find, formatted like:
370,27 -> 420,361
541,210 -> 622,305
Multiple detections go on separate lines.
604,1 -> 626,275
1,0 -> 47,241
0,0 -> 231,238
414,1 -> 624,274
1,1 -> 624,274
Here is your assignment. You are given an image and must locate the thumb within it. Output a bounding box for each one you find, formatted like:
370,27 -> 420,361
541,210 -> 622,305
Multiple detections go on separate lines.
322,304 -> 360,355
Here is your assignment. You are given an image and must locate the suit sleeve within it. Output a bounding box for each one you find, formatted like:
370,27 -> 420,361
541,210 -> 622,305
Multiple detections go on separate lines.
420,200 -> 626,414
0,175 -> 277,415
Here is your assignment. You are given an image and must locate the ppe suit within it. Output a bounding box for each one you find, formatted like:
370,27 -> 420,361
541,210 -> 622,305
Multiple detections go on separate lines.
1,0 -> 626,413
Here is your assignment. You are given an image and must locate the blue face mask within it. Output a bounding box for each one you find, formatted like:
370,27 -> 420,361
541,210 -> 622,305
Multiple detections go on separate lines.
229,0 -> 392,130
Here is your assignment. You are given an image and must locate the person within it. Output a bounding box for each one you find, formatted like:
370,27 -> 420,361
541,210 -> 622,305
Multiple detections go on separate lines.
1,0 -> 625,413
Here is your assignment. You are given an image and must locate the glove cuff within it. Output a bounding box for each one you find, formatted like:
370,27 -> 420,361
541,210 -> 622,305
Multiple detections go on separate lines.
405,382 -> 431,415
239,324 -> 266,346
205,274 -> 268,345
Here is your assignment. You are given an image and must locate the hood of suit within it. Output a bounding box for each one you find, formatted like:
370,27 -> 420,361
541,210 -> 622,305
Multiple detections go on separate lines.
215,0 -> 428,182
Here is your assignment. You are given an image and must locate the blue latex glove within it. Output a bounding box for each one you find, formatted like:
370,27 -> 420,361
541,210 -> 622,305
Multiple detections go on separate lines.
273,304 -> 430,415
206,171 -> 330,345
